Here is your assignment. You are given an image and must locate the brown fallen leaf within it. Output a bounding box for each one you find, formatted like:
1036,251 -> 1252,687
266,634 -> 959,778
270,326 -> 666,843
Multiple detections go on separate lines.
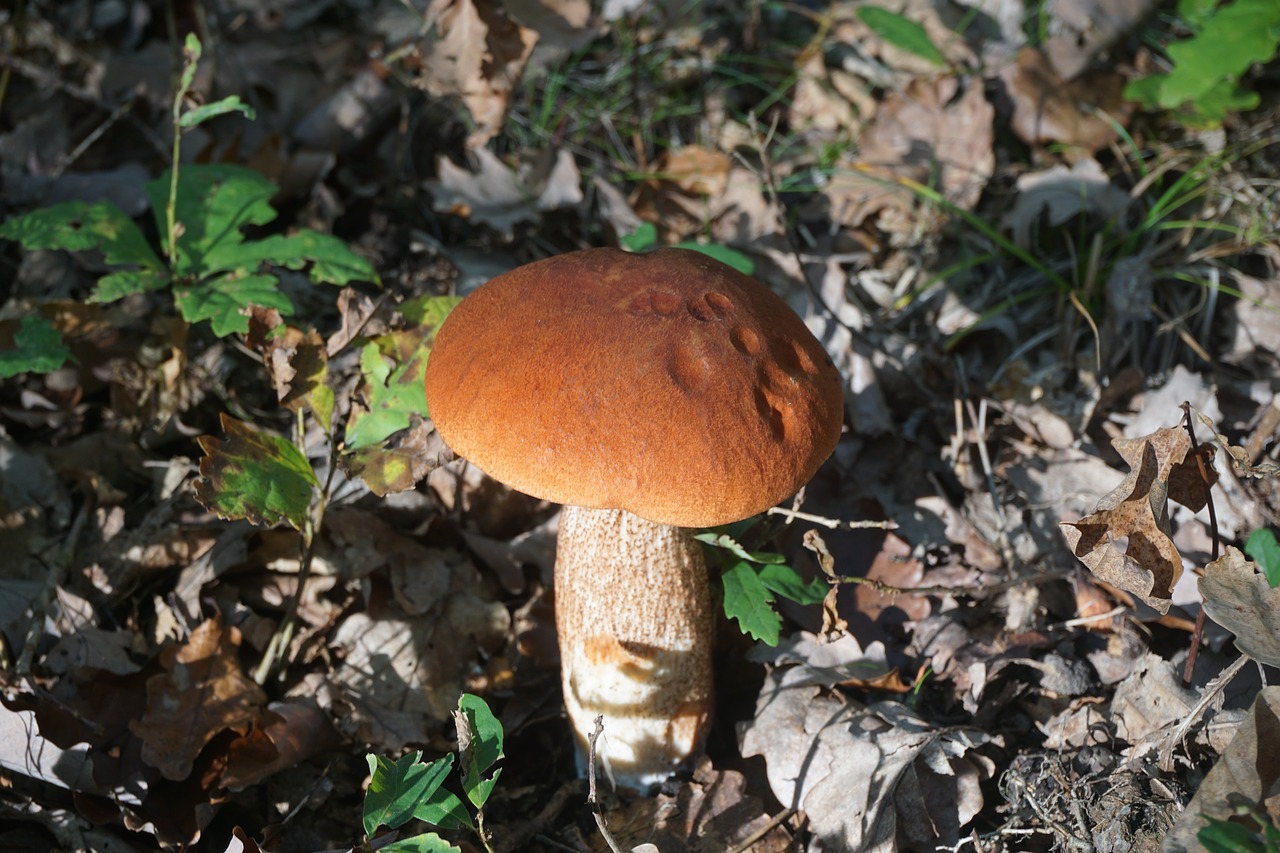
413,0 -> 538,147
129,617 -> 267,780
246,307 -> 333,431
429,147 -> 583,236
1199,546 -> 1280,669
818,75 -> 993,238
740,667 -> 997,851
1059,425 -> 1216,614
999,47 -> 1135,154
1161,687 -> 1280,852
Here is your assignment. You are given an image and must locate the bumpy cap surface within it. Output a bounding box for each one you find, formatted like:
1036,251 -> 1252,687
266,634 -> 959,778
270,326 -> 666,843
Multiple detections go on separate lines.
424,247 -> 844,528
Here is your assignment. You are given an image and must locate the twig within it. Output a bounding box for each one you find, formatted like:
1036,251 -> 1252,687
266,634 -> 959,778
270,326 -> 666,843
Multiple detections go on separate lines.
766,506 -> 897,530
586,716 -> 625,853
1159,653 -> 1249,773
725,808 -> 796,853
1180,401 -> 1220,686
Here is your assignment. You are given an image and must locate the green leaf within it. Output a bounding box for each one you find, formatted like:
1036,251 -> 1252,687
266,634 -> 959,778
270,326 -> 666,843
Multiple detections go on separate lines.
145,164 -> 279,277
363,752 -> 455,837
1245,528 -> 1280,588
695,532 -> 787,565
205,229 -> 379,286
193,414 -> 319,530
671,241 -> 755,274
722,561 -> 781,645
412,786 -> 473,831
174,272 -> 292,337
0,201 -> 165,270
857,6 -> 947,66
0,316 -> 73,378
456,694 -> 503,810
379,835 -> 464,853
178,33 -> 202,96
620,221 -> 658,252
179,95 -> 256,128
1198,814 -> 1270,853
89,268 -> 172,302
345,332 -> 431,450
758,563 -> 828,605
397,295 -> 462,328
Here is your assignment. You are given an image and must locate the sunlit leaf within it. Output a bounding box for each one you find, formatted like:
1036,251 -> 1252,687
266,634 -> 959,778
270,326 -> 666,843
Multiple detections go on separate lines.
345,332 -> 431,451
363,752 -> 454,837
455,694 -> 503,810
174,272 -> 294,337
179,95 -> 256,128
857,6 -> 947,65
194,414 -> 319,530
723,561 -> 781,645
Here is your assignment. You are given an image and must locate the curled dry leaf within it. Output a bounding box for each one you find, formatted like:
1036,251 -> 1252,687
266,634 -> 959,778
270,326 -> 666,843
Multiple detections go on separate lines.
1199,546 -> 1280,669
246,306 -> 333,431
1059,426 -> 1216,614
129,617 -> 267,781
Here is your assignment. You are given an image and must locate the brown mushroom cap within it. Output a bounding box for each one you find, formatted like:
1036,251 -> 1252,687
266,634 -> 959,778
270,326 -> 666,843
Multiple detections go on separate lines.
425,247 -> 844,528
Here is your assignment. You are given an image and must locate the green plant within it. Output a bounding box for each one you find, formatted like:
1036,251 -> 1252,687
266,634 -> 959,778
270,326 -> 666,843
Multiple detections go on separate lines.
697,526 -> 828,645
362,694 -> 504,853
1244,528 -> 1280,588
1125,0 -> 1280,127
856,6 -> 946,65
619,222 -> 756,274
0,34 -> 377,341
0,315 -> 73,378
1199,803 -> 1280,853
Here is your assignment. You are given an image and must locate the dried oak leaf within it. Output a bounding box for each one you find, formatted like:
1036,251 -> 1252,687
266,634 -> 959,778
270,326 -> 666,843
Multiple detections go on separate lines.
129,617 -> 267,780
1060,426 -> 1216,614
1199,546 -> 1280,669
246,307 -> 333,431
429,147 -> 583,236
415,0 -> 537,147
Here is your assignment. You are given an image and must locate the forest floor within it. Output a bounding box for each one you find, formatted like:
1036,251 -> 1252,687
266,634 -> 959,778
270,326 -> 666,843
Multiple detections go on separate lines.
1,0 -> 1279,851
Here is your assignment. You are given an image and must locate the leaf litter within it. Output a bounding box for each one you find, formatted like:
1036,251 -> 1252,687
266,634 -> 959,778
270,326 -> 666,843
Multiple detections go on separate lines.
1,0 -> 1279,851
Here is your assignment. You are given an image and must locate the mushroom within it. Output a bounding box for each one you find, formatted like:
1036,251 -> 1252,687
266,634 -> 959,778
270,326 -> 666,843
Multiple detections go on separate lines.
424,247 -> 843,788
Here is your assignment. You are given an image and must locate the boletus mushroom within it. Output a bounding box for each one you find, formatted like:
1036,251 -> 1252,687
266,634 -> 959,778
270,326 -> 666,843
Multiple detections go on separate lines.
425,247 -> 843,788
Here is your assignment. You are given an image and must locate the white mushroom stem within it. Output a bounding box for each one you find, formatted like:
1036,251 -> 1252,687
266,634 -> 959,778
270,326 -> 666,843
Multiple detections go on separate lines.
554,505 -> 713,790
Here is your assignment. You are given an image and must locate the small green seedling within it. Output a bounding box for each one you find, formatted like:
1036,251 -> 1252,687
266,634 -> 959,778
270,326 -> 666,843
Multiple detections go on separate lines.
1125,0 -> 1280,127
857,6 -> 947,66
1244,528 -> 1280,588
1198,802 -> 1280,853
363,694 -> 504,853
620,222 -> 757,275
696,528 -> 828,646
0,316 -> 74,378
0,33 -> 377,339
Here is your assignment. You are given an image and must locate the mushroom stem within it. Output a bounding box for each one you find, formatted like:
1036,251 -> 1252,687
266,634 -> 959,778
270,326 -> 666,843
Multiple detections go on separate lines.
554,505 -> 713,789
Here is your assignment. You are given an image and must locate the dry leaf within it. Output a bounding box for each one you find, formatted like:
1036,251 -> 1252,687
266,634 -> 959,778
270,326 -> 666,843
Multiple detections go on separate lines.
999,47 -> 1135,154
820,76 -> 993,236
1041,0 -> 1158,80
415,0 -> 538,147
1000,158 -> 1130,249
1162,687 -> 1280,852
429,147 -> 583,236
740,668 -> 996,851
1059,426 -> 1215,613
129,617 -> 267,780
1199,546 -> 1280,668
